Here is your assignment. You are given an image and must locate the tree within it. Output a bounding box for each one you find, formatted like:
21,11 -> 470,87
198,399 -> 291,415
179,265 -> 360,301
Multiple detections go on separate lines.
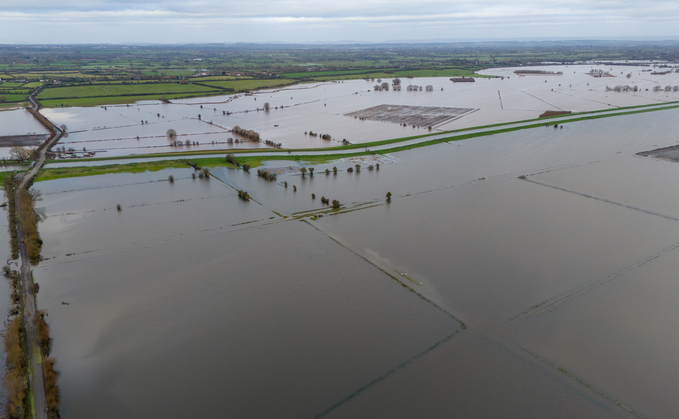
242,163 -> 250,172
0,95 -> 6,103
300,167 -> 307,177
60,124 -> 67,132
332,199 -> 340,209
10,147 -> 32,161
386,192 -> 392,202
309,168 -> 315,176
393,78 -> 401,86
166,129 -> 177,139
333,166 -> 338,174
168,175 -> 174,183
355,164 -> 361,172
264,102 -> 271,111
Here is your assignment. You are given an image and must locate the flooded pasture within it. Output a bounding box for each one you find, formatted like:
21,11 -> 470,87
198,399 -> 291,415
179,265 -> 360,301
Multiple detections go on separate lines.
27,104 -> 679,418
33,170 -> 460,419
38,64 -> 679,158
0,108 -> 50,158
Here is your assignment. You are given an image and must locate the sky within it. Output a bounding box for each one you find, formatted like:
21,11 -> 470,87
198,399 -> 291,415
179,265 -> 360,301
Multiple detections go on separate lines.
1,0 -> 678,44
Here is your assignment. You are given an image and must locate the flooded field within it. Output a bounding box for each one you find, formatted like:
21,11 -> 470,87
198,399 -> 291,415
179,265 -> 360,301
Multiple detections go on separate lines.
26,104 -> 679,417
37,64 -> 679,158
0,108 -> 50,158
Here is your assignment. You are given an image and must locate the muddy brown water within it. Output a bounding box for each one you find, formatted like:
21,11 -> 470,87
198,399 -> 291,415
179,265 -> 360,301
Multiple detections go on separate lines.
27,104 -> 679,417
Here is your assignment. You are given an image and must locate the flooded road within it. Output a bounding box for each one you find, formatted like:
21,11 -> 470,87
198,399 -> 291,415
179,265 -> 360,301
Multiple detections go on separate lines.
27,84 -> 679,417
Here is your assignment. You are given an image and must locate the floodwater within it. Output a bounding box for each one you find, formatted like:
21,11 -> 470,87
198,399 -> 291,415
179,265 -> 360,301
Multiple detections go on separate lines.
33,171 -> 460,419
0,109 -> 49,137
0,108 -> 50,158
29,87 -> 679,417
19,66 -> 679,419
39,64 -> 679,158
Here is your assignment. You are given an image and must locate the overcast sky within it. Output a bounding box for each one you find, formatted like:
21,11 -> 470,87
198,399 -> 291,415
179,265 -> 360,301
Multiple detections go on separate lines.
1,0 -> 678,44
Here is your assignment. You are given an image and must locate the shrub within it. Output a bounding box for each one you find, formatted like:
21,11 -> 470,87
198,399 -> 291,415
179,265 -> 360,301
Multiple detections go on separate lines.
332,200 -> 341,209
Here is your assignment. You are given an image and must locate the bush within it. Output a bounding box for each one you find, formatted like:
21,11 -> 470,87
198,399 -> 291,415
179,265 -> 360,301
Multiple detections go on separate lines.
332,200 -> 341,209
225,154 -> 240,167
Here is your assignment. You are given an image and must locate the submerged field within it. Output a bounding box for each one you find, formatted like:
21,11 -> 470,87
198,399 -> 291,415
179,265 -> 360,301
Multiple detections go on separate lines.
28,105 -> 679,418
33,63 -> 679,159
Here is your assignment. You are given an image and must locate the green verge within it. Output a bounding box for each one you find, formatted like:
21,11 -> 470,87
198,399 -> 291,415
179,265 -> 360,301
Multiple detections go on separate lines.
35,153 -> 366,182
35,160 -> 194,182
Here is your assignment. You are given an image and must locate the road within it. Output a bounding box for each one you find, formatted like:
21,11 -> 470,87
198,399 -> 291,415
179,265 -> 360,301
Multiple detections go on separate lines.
15,92 -> 63,419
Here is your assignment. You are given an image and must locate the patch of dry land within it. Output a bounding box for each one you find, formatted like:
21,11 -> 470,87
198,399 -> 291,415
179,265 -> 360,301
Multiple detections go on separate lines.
638,144 -> 679,162
345,105 -> 476,127
0,134 -> 48,147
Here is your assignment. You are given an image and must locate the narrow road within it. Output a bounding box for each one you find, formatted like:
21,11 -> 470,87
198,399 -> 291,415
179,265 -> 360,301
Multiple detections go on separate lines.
14,93 -> 63,419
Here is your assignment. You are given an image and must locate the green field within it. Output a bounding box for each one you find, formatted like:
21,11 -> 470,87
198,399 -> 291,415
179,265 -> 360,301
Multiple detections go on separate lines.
39,91 -> 227,107
197,79 -> 297,90
37,82 -> 219,100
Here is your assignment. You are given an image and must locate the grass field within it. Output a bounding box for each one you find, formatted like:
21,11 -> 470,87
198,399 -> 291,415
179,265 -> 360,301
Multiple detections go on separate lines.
39,91 -> 227,107
197,79 -> 297,90
37,82 -> 219,100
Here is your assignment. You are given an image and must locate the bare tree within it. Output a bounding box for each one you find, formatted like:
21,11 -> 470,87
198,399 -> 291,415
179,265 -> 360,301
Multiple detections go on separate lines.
166,129 -> 177,139
10,147 -> 32,161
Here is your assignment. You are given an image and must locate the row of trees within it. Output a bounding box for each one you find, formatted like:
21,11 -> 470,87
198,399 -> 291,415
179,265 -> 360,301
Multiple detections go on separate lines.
257,169 -> 277,181
232,126 -> 260,142
35,310 -> 60,418
19,188 -> 43,265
